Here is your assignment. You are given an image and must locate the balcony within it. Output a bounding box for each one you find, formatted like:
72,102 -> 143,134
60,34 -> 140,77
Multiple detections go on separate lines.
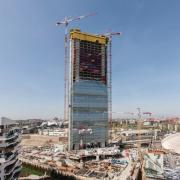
12,165 -> 21,179
4,144 -> 21,154
0,127 -> 20,135
7,162 -> 22,180
4,153 -> 18,168
0,136 -> 21,148
4,159 -> 20,175
5,134 -> 19,144
5,152 -> 13,160
4,151 -> 19,163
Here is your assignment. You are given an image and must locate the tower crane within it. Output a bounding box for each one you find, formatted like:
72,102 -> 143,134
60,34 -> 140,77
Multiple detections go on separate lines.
99,31 -> 122,143
56,12 -> 96,121
143,112 -> 152,116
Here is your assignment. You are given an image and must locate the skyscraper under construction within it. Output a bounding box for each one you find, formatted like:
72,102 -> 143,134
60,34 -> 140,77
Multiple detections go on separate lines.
69,29 -> 109,150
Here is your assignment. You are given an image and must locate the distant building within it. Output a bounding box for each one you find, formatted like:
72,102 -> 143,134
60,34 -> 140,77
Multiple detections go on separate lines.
0,117 -> 21,180
38,128 -> 68,137
69,29 -> 109,150
16,119 -> 43,128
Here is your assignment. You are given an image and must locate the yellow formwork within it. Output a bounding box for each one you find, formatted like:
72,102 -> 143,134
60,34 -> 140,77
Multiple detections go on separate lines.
70,29 -> 108,44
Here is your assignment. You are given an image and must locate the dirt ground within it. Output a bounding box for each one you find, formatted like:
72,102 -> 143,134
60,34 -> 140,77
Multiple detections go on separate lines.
21,134 -> 68,147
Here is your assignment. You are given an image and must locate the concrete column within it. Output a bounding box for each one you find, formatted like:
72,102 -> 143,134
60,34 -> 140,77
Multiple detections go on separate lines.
101,142 -> 105,148
175,124 -> 178,132
75,143 -> 79,150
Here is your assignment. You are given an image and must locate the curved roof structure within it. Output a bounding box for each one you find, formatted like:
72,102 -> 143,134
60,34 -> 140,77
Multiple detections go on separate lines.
162,133 -> 180,154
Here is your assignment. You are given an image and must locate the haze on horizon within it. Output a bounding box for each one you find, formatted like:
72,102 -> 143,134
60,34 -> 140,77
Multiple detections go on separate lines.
1,0 -> 180,119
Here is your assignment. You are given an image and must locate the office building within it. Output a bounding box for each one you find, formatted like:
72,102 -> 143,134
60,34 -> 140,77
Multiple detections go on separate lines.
69,29 -> 109,150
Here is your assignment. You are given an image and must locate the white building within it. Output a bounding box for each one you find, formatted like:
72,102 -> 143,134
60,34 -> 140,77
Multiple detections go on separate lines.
38,128 -> 68,137
0,117 -> 21,180
162,133 -> 180,154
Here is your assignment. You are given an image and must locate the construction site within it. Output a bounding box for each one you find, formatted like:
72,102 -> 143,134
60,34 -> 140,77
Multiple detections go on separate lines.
20,141 -> 141,179
19,115 -> 180,179
18,13 -> 180,180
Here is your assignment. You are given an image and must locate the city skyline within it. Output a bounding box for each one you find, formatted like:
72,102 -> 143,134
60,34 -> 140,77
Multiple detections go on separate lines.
1,0 -> 180,119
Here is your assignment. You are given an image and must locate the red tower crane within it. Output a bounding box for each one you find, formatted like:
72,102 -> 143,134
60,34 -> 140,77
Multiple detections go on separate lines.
143,112 -> 152,116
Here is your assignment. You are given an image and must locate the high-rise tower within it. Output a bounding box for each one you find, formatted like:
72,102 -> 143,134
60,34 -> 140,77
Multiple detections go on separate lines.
69,29 -> 109,150
0,117 -> 21,180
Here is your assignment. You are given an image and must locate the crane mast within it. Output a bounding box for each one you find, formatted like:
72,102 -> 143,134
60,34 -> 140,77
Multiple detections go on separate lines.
56,13 -> 96,121
102,32 -> 122,143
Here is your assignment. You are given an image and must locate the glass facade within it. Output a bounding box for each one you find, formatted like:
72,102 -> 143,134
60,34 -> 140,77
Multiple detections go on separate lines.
69,30 -> 109,150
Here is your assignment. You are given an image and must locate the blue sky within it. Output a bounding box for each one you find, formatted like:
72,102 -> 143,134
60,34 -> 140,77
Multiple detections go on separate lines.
0,0 -> 180,119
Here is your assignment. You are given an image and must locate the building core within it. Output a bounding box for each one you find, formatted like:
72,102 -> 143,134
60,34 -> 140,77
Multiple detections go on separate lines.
69,29 -> 109,150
